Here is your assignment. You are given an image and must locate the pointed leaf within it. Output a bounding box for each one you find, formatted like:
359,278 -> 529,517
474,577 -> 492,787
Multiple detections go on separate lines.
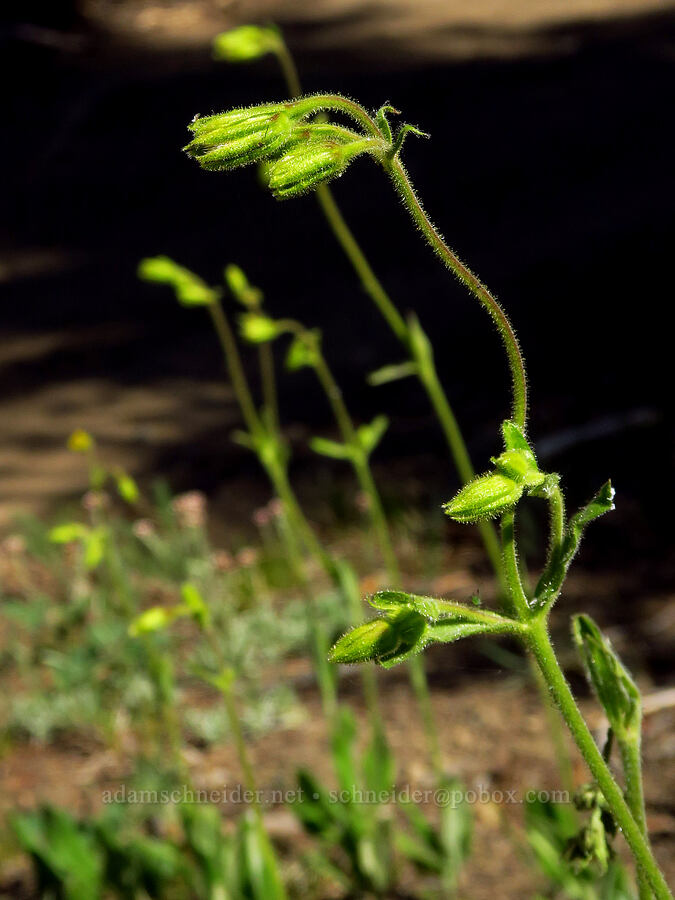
356,415 -> 389,455
309,436 -> 353,461
536,481 -> 614,603
367,360 -> 418,386
572,614 -> 641,736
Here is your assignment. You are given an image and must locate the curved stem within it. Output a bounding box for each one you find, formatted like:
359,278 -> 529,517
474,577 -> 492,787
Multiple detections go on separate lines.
314,184 -> 408,343
310,348 -> 401,584
295,93 -> 383,140
386,156 -> 528,430
501,510 -> 530,620
526,618 -> 671,900
273,41 -> 506,594
275,40 -> 302,98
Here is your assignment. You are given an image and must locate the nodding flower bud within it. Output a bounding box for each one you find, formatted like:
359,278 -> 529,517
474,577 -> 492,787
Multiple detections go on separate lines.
212,25 -> 281,63
184,103 -> 302,172
443,472 -> 523,524
268,130 -> 375,199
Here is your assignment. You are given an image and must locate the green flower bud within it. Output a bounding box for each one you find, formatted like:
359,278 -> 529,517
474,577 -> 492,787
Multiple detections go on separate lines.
184,103 -> 298,172
138,256 -> 218,307
443,472 -> 523,523
212,25 -> 281,63
239,312 -> 283,343
268,132 -> 374,199
224,264 -> 263,308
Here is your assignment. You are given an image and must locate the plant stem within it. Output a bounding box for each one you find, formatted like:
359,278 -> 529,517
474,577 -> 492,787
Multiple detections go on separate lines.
419,361 -> 506,590
525,617 -> 671,900
311,344 -> 446,774
258,342 -> 279,432
208,301 -> 261,436
273,44 -> 506,591
619,734 -> 651,900
386,156 -> 528,430
216,673 -> 260,804
314,184 -> 408,343
500,511 -> 530,620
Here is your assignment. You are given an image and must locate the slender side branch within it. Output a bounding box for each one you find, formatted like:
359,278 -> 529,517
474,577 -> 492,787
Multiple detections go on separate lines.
386,156 -> 528,429
525,618 -> 671,900
501,511 -> 531,619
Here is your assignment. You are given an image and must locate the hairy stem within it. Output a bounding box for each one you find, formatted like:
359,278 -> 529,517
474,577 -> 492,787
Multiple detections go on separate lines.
310,343 -> 445,773
501,511 -> 530,620
619,734 -> 651,900
386,156 -> 528,430
526,617 -> 670,899
273,50 -> 506,591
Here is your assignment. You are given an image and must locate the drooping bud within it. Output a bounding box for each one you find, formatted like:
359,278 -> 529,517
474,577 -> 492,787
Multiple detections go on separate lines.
184,103 -> 299,172
139,256 -> 218,307
268,130 -> 375,199
443,472 -> 523,523
239,312 -> 284,344
212,25 -> 281,63
67,429 -> 94,454
224,264 -> 263,308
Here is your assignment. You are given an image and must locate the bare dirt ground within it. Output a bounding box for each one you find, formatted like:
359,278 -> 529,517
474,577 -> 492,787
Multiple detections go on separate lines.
2,666 -> 674,898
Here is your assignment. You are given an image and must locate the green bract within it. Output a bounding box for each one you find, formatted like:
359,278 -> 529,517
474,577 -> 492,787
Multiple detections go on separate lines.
444,419 -> 546,523
212,25 -> 281,63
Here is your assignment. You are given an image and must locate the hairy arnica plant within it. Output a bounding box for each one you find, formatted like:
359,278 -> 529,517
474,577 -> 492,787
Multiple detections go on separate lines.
184,90 -> 671,900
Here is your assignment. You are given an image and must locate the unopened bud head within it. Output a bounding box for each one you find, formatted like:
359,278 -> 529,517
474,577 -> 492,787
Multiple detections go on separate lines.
212,25 -> 281,63
185,103 -> 301,172
268,132 -> 374,200
443,472 -> 523,524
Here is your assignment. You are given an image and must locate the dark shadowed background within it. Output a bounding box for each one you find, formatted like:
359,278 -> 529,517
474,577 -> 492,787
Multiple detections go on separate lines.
2,0 -> 674,579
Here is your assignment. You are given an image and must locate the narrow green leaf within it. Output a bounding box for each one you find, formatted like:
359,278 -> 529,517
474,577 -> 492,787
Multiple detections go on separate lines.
535,481 -> 614,603
285,330 -> 320,371
128,605 -> 178,636
501,419 -> 532,454
48,522 -> 89,544
367,360 -> 418,386
572,614 -> 641,736
356,415 -> 389,455
180,582 -> 211,630
115,471 -> 139,504
309,436 -> 353,461
328,619 -> 397,664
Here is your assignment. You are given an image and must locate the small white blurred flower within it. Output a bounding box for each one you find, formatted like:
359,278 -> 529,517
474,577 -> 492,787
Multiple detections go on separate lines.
132,518 -> 156,540
172,491 -> 207,529
1,534 -> 26,556
211,549 -> 234,573
236,546 -> 259,568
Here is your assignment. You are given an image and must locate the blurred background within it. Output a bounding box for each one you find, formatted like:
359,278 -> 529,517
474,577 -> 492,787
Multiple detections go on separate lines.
1,1 -> 674,897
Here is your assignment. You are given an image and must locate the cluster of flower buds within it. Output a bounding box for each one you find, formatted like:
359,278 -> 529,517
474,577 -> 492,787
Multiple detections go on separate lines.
443,421 -> 549,523
184,99 -> 382,200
